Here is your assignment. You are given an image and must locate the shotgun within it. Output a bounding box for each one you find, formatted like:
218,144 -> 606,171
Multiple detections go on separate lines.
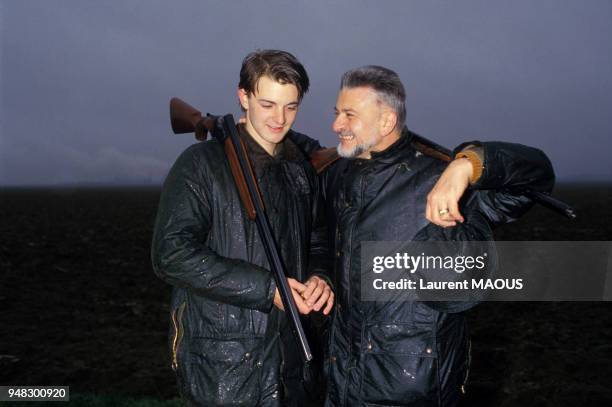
310,130 -> 576,219
169,97 -> 313,362
409,132 -> 576,219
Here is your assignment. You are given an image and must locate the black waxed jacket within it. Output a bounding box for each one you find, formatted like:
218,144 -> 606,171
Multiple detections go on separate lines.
151,125 -> 320,406
318,129 -> 555,407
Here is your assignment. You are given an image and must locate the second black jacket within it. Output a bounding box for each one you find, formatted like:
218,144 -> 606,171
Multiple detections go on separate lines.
317,130 -> 554,406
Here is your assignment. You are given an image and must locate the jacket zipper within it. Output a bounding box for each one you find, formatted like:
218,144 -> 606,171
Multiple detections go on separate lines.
340,170 -> 366,406
171,301 -> 187,371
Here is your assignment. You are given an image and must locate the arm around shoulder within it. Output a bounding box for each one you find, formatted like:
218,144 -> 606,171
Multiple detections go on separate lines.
457,141 -> 555,226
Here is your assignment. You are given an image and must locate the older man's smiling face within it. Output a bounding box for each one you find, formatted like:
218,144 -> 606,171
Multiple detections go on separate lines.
332,86 -> 388,159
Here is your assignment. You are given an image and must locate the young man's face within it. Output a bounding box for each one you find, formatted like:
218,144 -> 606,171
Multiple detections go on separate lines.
332,86 -> 388,159
238,75 -> 300,155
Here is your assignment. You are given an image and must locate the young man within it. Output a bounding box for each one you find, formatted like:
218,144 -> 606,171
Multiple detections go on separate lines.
151,50 -> 332,407
313,65 -> 554,406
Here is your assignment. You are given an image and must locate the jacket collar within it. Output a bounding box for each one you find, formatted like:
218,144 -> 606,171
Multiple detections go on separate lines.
237,124 -> 306,164
368,127 -> 414,162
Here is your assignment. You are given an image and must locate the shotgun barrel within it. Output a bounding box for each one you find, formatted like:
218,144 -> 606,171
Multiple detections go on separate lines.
410,132 -> 576,219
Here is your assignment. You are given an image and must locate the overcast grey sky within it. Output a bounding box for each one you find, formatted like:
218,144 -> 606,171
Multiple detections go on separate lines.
1,0 -> 611,185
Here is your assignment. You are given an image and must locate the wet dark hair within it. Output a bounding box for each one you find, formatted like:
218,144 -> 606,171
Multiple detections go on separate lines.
340,65 -> 406,130
239,49 -> 309,100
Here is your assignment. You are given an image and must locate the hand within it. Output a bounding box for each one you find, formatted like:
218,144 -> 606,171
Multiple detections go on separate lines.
273,278 -> 313,314
426,158 -> 473,227
301,276 -> 334,315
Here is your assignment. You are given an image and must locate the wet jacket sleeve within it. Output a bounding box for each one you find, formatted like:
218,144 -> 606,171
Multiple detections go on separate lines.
151,145 -> 276,312
414,141 -> 554,313
454,141 -> 555,227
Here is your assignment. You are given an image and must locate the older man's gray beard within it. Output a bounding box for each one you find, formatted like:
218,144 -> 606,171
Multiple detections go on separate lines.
337,132 -> 379,158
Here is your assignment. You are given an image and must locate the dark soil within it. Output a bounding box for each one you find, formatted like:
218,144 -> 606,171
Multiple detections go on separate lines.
0,184 -> 611,406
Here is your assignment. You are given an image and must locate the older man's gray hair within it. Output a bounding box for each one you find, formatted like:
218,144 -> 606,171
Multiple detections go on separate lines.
340,65 -> 407,131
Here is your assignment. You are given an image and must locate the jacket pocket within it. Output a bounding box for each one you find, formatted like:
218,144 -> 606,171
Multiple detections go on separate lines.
360,322 -> 439,405
185,337 -> 264,406
171,301 -> 186,371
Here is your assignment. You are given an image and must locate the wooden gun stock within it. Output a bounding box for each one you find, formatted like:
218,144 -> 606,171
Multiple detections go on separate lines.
169,97 -> 260,219
170,97 -> 214,141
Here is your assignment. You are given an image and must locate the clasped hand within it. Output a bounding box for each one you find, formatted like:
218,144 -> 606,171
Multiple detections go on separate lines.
273,276 -> 334,315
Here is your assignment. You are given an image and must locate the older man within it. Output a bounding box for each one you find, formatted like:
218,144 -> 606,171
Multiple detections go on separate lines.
314,66 -> 554,406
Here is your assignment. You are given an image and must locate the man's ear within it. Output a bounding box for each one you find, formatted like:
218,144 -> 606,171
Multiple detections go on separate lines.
238,88 -> 249,111
380,109 -> 398,137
